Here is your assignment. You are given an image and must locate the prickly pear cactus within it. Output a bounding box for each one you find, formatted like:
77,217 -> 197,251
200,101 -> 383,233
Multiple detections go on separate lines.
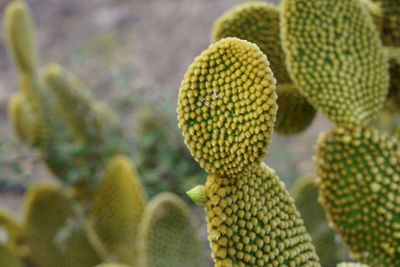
275,84 -> 316,135
385,47 -> 400,111
281,0 -> 389,127
337,263 -> 370,267
95,264 -> 132,267
136,192 -> 203,267
178,37 -> 320,266
23,185 -> 101,267
91,155 -> 147,264
372,0 -> 400,46
316,126 -> 400,266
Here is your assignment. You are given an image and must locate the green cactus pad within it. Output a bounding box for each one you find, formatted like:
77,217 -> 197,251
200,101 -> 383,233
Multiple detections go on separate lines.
0,245 -> 22,267
337,263 -> 370,267
136,192 -> 203,267
205,163 -> 320,266
316,126 -> 400,266
0,207 -> 23,249
43,63 -> 115,144
95,264 -> 132,267
212,2 -> 291,83
92,155 -> 147,263
4,0 -> 38,75
281,0 -> 389,127
177,37 -> 277,177
275,83 -> 316,135
373,0 -> 400,46
291,174 -> 343,266
23,184 -> 101,267
8,92 -> 38,144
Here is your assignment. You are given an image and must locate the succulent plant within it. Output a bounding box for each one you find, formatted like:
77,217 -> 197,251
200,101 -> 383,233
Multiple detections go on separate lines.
91,155 -> 147,264
136,192 -> 203,267
372,0 -> 400,46
178,37 -> 320,266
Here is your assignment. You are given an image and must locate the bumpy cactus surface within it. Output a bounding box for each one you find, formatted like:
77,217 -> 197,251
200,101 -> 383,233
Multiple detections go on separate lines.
177,37 -> 277,177
23,185 -> 101,267
291,174 -> 343,265
316,126 -> 400,266
275,84 -> 316,135
91,155 -> 147,264
136,192 -> 203,267
178,37 -> 320,266
282,0 -> 389,127
4,0 -> 37,75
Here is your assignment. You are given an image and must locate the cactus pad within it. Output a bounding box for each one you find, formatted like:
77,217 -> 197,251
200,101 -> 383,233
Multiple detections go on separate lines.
275,83 -> 316,135
0,245 -> 22,267
316,126 -> 400,266
95,264 -> 132,267
205,163 -> 320,266
177,37 -> 277,177
337,264 -> 370,267
385,47 -> 400,111
92,155 -> 147,263
373,0 -> 400,46
4,0 -> 38,74
212,2 -> 291,83
281,0 -> 389,127
23,185 -> 101,267
136,192 -> 203,267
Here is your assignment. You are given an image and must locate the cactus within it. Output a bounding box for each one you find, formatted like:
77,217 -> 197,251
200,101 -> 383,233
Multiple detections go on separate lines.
136,192 -> 203,267
178,37 -> 320,266
91,155 -> 147,264
316,126 -> 400,266
337,264 -> 370,267
95,264 -> 132,267
0,207 -> 23,250
4,0 -> 37,75
275,84 -> 316,135
23,184 -> 101,267
385,47 -> 400,112
0,245 -> 22,267
372,0 -> 400,46
281,0 -> 389,127
212,1 -> 316,135
291,174 -> 344,265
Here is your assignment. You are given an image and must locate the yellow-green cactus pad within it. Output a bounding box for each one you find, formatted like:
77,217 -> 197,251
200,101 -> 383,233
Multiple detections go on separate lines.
0,245 -> 22,267
43,64 -> 114,144
316,126 -> 400,266
0,207 -> 22,249
281,0 -> 389,127
23,184 -> 101,267
177,37 -> 277,177
337,263 -> 370,267
373,0 -> 400,46
8,92 -> 38,144
385,47 -> 400,111
361,0 -> 384,31
136,192 -> 203,267
291,174 -> 342,266
275,83 -> 316,135
205,163 -> 320,266
4,0 -> 38,74
92,155 -> 147,263
212,2 -> 291,83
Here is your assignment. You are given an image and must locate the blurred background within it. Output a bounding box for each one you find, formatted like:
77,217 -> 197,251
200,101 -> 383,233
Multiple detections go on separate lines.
0,0 -> 333,265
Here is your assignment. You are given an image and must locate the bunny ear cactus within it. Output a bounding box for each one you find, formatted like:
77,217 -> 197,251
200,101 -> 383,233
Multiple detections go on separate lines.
178,37 -> 320,266
212,1 -> 316,135
91,155 -> 147,264
23,184 -> 101,267
291,174 -> 344,265
281,0 -> 389,127
316,126 -> 400,266
136,192 -> 203,267
385,47 -> 400,112
4,0 -> 37,75
275,84 -> 316,135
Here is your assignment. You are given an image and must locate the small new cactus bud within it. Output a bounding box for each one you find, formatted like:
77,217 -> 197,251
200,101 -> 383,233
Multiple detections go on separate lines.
281,0 -> 389,127
4,0 -> 38,75
186,185 -> 207,205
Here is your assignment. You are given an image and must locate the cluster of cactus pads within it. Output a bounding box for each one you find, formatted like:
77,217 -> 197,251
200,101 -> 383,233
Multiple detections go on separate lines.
2,1 -> 204,267
179,0 -> 400,266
